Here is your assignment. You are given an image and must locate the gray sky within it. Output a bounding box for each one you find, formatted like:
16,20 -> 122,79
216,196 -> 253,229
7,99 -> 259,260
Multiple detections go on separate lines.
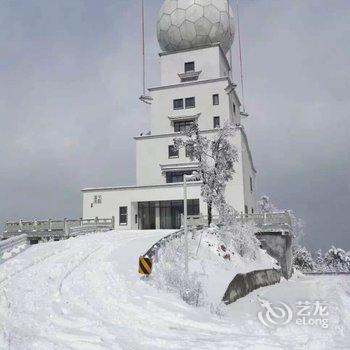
0,0 -> 349,252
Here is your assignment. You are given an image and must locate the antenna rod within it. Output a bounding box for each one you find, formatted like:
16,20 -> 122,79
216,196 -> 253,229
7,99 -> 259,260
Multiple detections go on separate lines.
227,0 -> 233,80
141,0 -> 146,95
236,0 -> 245,111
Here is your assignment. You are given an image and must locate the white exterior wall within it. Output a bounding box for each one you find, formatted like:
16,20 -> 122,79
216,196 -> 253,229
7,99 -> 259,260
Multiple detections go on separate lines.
82,183 -> 206,230
241,131 -> 257,213
160,45 -> 229,85
82,43 -> 257,224
149,79 -> 232,135
136,130 -> 219,186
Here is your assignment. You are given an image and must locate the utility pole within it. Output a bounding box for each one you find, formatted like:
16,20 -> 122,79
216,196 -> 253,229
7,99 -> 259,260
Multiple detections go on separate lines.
183,173 -> 199,275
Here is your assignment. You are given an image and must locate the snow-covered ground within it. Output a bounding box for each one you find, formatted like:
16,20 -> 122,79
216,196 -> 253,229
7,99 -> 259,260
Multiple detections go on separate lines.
0,230 -> 349,349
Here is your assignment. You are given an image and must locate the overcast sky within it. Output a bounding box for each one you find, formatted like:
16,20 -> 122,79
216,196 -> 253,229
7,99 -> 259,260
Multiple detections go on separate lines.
0,0 -> 349,252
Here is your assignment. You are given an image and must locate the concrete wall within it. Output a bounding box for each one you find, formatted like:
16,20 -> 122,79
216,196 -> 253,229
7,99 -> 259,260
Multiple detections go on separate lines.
149,78 -> 238,135
240,130 -> 257,214
159,45 -> 229,85
256,232 -> 293,279
82,183 -> 206,230
222,269 -> 282,304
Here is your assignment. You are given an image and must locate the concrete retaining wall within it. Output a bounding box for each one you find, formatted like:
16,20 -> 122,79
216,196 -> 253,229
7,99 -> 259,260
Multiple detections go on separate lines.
222,268 -> 282,304
256,232 -> 293,279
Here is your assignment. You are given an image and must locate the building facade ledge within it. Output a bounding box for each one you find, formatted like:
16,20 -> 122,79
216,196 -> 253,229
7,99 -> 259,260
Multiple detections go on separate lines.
81,181 -> 202,193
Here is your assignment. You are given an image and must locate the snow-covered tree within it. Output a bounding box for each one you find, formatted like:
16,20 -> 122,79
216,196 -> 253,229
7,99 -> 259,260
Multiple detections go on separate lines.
314,249 -> 326,272
152,237 -> 204,307
174,122 -> 238,225
293,245 -> 315,272
257,196 -> 278,213
324,246 -> 350,272
258,195 -> 304,247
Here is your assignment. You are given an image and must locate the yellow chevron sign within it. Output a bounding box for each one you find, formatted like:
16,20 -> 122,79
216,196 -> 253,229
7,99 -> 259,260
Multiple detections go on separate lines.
139,256 -> 152,275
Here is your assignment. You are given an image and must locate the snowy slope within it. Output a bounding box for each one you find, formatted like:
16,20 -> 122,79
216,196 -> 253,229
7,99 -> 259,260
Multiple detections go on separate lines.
0,231 -> 349,350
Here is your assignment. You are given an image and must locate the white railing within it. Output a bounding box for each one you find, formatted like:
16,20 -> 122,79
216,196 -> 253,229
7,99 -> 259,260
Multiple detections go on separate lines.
0,234 -> 28,255
69,224 -> 112,236
181,211 -> 292,230
3,217 -> 115,238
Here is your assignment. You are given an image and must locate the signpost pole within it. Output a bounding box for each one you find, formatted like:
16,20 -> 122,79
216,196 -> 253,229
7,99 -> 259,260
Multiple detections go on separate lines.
183,175 -> 188,275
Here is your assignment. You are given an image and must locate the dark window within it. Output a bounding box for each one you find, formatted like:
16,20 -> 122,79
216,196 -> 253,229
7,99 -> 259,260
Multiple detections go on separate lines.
185,61 -> 195,72
94,195 -> 102,204
166,171 -> 194,183
185,97 -> 195,109
185,144 -> 192,157
168,145 -> 179,158
244,205 -> 248,214
251,208 -> 254,214
233,103 -> 236,114
119,206 -> 128,225
187,199 -> 200,216
135,214 -> 138,224
213,94 -> 219,105
174,120 -> 194,132
173,99 -> 184,110
250,177 -> 253,192
213,116 -> 220,128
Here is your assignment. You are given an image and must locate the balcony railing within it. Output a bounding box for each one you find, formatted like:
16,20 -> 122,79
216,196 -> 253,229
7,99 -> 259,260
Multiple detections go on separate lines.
3,217 -> 115,239
181,211 -> 292,232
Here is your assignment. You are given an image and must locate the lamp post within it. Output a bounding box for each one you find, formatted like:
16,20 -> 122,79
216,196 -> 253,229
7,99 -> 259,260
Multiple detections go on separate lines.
183,172 -> 199,274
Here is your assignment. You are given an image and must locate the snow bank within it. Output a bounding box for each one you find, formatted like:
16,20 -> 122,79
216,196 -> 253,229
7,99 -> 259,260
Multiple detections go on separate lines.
0,230 -> 349,349
151,226 -> 278,310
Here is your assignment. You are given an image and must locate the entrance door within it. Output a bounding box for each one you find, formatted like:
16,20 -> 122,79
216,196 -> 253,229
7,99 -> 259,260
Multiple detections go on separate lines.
138,202 -> 156,229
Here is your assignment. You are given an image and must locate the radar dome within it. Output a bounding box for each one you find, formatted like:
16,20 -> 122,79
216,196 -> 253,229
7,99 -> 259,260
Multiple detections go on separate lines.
157,0 -> 235,54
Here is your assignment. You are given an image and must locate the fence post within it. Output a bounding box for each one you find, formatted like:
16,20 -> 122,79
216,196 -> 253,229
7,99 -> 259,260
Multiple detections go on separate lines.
263,213 -> 267,226
64,218 -> 69,236
33,219 -> 37,232
95,217 -> 98,226
48,219 -> 52,232
80,217 -> 83,227
19,219 -> 23,232
111,216 -> 115,229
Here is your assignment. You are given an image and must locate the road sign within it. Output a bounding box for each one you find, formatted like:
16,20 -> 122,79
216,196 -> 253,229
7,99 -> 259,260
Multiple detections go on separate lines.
139,256 -> 152,275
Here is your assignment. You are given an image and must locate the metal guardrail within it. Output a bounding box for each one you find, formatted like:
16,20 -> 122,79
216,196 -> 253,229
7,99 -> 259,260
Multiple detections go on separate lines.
303,272 -> 350,275
0,234 -> 28,255
144,229 -> 185,259
3,217 -> 115,239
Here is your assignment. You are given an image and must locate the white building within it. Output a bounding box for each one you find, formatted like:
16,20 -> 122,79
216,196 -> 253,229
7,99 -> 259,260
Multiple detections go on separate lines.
82,0 -> 256,230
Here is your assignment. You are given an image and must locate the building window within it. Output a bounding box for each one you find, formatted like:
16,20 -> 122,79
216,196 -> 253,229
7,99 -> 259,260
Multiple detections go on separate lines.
213,94 -> 219,105
168,145 -> 179,158
185,144 -> 192,157
94,195 -> 102,204
251,208 -> 254,214
174,120 -> 194,132
233,103 -> 236,114
250,177 -> 253,192
244,205 -> 248,214
173,98 -> 184,110
166,170 -> 194,183
185,61 -> 195,72
185,97 -> 195,109
119,206 -> 128,225
213,116 -> 220,128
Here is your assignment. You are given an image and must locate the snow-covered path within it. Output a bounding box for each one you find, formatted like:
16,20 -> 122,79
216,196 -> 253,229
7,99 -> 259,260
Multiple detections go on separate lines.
0,231 -> 349,350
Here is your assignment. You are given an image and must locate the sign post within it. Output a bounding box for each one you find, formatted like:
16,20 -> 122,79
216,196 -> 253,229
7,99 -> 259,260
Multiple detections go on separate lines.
183,172 -> 199,275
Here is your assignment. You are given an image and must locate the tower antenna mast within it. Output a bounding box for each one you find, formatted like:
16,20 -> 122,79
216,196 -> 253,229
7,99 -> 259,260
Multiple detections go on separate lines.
139,0 -> 153,104
227,0 -> 233,81
236,0 -> 246,112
